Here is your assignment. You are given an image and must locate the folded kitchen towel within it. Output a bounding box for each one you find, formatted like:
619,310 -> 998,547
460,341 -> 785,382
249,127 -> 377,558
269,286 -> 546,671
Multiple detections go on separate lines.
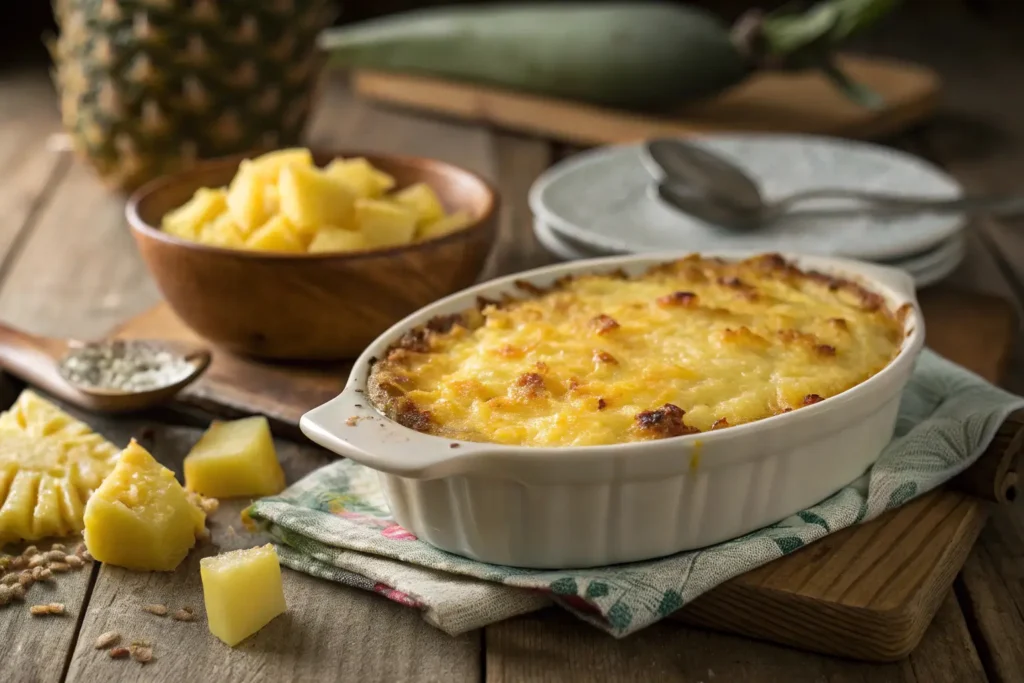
245,349 -> 1024,637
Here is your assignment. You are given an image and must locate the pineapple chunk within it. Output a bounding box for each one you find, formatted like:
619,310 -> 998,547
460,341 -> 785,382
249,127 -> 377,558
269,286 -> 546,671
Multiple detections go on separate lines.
308,227 -> 369,253
0,391 -> 119,544
264,183 -> 280,216
354,198 -> 418,248
324,158 -> 396,198
249,148 -> 314,182
184,417 -> 286,499
278,164 -> 355,232
201,544 -> 287,647
201,213 -> 247,248
246,215 -> 306,253
391,182 -> 445,225
83,440 -> 206,571
226,161 -> 269,233
161,188 -> 227,240
418,210 -> 474,241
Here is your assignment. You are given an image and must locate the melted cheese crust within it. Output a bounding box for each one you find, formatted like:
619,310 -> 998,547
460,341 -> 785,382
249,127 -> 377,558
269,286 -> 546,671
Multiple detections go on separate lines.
369,255 -> 906,447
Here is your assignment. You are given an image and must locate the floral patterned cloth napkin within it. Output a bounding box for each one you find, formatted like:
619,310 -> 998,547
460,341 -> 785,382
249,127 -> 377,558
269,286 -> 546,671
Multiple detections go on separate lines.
246,350 -> 1024,637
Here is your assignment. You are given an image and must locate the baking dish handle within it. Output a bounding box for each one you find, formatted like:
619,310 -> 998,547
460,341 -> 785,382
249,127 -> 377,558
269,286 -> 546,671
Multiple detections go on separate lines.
300,392 -> 498,479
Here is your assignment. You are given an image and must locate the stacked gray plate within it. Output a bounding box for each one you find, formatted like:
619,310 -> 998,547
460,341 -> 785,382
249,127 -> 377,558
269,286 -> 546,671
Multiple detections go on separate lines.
529,135 -> 967,288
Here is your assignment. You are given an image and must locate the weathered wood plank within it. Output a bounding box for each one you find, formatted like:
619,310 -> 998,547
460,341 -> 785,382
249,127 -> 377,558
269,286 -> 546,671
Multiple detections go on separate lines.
0,156 -> 160,340
0,67 -> 68,269
0,67 -> 96,683
62,419 -> 480,683
486,591 -> 985,683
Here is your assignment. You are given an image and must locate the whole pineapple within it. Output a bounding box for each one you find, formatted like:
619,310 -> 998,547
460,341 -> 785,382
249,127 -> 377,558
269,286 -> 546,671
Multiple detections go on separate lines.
50,0 -> 336,193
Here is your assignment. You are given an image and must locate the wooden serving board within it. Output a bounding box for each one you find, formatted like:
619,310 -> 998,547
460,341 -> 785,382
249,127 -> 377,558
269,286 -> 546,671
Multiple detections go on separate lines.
115,286 -> 1021,662
349,55 -> 941,146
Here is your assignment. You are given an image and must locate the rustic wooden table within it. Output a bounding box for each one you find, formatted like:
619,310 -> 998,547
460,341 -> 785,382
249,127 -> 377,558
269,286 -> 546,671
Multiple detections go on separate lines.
2,6 -> 1024,683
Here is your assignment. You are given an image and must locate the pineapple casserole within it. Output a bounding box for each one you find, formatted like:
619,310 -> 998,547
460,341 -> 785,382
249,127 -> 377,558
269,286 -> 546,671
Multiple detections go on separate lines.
369,255 -> 909,447
161,148 -> 473,253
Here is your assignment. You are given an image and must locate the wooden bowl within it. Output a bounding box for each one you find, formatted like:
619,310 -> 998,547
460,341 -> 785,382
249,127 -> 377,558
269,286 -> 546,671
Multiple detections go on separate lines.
127,151 -> 498,361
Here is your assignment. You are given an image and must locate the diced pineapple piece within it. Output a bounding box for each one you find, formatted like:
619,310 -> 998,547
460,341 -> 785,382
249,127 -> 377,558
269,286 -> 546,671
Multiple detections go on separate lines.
391,182 -> 445,225
201,213 -> 247,248
83,440 -> 207,571
249,148 -> 314,182
278,164 -> 355,233
264,183 -> 280,216
226,161 -> 269,233
161,188 -> 227,240
246,215 -> 306,253
201,544 -> 287,647
418,210 -> 474,241
354,198 -> 417,248
184,417 -> 285,499
0,390 -> 119,545
324,158 -> 396,198
308,227 -> 369,253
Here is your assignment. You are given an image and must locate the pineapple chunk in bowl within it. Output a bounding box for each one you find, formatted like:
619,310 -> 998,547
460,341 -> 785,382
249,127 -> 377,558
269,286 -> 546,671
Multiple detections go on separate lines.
126,150 -> 498,361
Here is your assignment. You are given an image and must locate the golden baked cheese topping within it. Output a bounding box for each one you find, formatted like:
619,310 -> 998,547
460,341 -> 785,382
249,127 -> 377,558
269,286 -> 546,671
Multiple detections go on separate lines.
368,254 -> 908,447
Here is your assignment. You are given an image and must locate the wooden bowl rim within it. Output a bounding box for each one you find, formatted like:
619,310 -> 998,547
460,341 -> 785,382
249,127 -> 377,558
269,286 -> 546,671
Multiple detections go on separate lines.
125,149 -> 499,262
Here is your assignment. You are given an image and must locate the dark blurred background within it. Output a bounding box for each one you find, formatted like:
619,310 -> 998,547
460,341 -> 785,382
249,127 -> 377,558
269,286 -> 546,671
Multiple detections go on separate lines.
0,0 -> 995,66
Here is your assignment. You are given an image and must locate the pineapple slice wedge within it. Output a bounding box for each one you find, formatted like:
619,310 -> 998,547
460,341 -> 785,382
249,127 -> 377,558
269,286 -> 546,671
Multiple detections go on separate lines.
161,188 -> 227,241
246,215 -> 306,252
0,390 -> 120,545
202,213 -> 247,248
324,158 -> 396,198
278,164 -> 355,233
308,226 -> 368,253
83,439 -> 206,571
391,182 -> 446,225
354,198 -> 418,248
249,148 -> 314,183
226,161 -> 269,234
418,210 -> 474,241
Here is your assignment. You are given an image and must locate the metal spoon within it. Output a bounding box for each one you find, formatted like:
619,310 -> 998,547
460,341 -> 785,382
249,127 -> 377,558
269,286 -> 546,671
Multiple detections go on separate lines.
644,138 -> 1024,231
0,322 -> 211,414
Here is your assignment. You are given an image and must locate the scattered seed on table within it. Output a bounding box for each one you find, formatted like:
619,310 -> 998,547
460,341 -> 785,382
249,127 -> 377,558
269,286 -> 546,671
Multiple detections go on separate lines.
75,545 -> 93,562
10,585 -> 25,601
27,555 -> 46,569
65,555 -> 84,569
109,647 -> 130,659
22,546 -> 38,558
0,585 -> 12,606
44,550 -> 66,563
143,604 -> 168,616
130,644 -> 153,664
49,543 -> 66,552
17,572 -> 33,588
10,556 -> 26,570
172,607 -> 195,621
95,631 -> 121,649
1,573 -> 19,586
29,603 -> 65,616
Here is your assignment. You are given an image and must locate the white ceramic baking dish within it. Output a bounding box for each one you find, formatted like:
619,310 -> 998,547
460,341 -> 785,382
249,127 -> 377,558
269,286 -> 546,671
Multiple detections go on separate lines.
301,252 -> 925,569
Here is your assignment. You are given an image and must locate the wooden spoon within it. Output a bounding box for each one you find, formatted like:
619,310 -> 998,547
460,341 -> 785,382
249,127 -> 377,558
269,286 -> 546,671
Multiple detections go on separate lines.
0,323 -> 211,414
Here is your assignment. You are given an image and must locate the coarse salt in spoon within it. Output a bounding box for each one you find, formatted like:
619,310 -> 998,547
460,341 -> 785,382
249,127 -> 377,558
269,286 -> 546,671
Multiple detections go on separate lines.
0,323 -> 211,414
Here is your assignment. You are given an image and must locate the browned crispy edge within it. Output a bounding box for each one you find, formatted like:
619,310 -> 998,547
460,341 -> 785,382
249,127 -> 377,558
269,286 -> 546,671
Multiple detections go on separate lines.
367,253 -> 912,439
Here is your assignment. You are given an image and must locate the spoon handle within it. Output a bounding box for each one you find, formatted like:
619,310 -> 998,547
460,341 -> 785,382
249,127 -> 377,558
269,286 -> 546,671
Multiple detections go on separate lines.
0,323 -> 91,408
773,189 -> 1024,216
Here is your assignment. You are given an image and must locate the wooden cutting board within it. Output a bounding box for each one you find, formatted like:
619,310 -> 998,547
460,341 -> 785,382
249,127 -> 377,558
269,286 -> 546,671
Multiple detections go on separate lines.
349,54 -> 941,146
115,286 -> 1021,662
